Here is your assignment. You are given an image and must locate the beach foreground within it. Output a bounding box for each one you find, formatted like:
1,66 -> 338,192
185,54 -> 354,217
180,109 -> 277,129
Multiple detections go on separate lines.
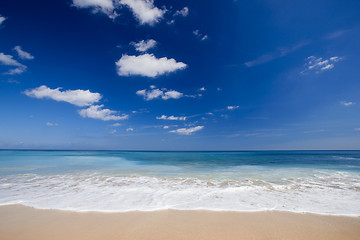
0,205 -> 359,240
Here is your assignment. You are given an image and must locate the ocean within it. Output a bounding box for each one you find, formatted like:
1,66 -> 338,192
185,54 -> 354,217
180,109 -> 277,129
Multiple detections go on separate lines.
0,150 -> 359,215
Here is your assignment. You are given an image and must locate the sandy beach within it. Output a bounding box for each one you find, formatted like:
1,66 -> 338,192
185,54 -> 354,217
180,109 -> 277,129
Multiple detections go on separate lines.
0,205 -> 359,240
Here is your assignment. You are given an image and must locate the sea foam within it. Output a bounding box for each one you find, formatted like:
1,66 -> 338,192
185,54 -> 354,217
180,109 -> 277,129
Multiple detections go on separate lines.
0,171 -> 359,216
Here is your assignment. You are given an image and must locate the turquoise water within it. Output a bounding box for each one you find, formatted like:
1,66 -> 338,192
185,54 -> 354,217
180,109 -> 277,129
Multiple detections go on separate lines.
0,150 -> 359,215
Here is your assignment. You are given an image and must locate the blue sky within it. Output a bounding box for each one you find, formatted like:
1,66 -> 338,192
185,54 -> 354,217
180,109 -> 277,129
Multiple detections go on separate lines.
0,0 -> 360,150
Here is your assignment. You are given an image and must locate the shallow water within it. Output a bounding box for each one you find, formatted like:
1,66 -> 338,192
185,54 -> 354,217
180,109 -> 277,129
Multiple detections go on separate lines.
0,150 -> 359,215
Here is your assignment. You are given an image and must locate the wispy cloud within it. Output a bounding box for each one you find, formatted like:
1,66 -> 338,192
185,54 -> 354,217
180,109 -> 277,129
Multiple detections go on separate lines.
72,0 -> 116,16
193,29 -> 208,41
46,122 -> 59,127
126,127 -> 134,132
110,123 -> 122,127
131,39 -> 157,52
340,101 -> 355,107
227,105 -> 239,110
136,87 -> 184,101
0,52 -> 27,75
1,47 -> 34,75
301,56 -> 343,74
0,15 -> 6,26
116,54 -> 187,77
13,46 -> 34,60
245,41 -> 309,67
156,115 -> 187,120
170,126 -> 204,135
325,29 -> 351,40
199,87 -> 206,91
174,7 -> 189,17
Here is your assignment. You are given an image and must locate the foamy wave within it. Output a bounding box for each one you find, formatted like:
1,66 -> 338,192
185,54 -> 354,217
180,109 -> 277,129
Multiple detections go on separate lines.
0,172 -> 359,215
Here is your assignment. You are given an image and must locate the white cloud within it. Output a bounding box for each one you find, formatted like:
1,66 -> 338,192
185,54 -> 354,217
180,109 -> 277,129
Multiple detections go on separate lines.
193,29 -> 208,41
13,46 -> 34,60
78,104 -> 128,121
301,56 -> 343,74
73,0 -> 165,24
0,52 -> 28,75
136,88 -> 162,100
199,87 -> 206,91
46,122 -> 59,127
110,122 -> 122,127
131,39 -> 157,52
5,66 -> 27,75
162,90 -> 183,100
24,85 -> 102,107
136,87 -> 184,100
163,125 -> 169,129
110,129 -> 117,134
355,128 -> 360,131
72,0 -> 115,15
126,127 -> 134,132
156,115 -> 186,120
120,0 -> 165,25
170,126 -> 204,135
174,7 -> 188,17
340,101 -> 355,107
0,15 -> 6,26
116,54 -> 187,77
0,53 -> 23,66
227,105 -> 239,110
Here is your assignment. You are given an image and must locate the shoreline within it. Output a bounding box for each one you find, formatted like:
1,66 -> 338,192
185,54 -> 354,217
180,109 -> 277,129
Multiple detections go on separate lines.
0,203 -> 359,217
1,204 -> 360,240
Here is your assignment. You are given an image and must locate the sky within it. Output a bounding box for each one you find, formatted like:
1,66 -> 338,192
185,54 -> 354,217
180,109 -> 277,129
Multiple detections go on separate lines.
0,0 -> 360,150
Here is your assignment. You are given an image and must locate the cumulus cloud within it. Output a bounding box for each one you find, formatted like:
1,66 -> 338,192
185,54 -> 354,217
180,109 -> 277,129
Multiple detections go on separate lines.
136,87 -> 184,100
78,105 -> 129,121
46,122 -> 59,127
116,54 -> 187,77
0,52 -> 27,75
72,0 -> 165,24
227,105 -> 239,110
131,39 -> 157,52
193,29 -> 208,41
156,115 -> 187,120
340,101 -> 355,107
72,0 -> 115,15
24,85 -> 102,107
13,46 -> 34,60
120,0 -> 165,25
163,90 -> 183,100
170,126 -> 204,135
301,56 -> 343,74
0,15 -> 6,26
199,87 -> 206,91
174,7 -> 188,17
